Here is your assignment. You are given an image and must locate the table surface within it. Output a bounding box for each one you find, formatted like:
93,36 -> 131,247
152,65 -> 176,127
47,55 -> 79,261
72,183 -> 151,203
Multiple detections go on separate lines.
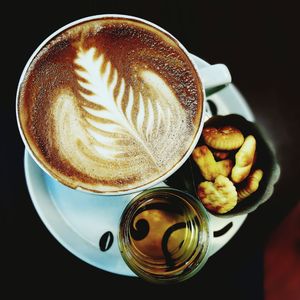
2,1 -> 298,298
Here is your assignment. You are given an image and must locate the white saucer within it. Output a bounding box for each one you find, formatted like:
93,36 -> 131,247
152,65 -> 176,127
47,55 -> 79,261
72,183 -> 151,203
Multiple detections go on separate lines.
24,54 -> 254,277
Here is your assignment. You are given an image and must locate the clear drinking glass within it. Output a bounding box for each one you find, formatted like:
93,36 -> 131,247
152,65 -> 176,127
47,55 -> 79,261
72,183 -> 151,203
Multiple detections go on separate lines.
118,187 -> 211,284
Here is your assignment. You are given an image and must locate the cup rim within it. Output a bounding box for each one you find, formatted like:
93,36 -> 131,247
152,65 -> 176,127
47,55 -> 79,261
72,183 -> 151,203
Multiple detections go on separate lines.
118,187 -> 211,283
16,14 -> 206,195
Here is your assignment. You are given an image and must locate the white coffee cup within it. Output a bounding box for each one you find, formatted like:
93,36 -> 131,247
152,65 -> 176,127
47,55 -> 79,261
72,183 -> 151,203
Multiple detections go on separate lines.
16,14 -> 231,195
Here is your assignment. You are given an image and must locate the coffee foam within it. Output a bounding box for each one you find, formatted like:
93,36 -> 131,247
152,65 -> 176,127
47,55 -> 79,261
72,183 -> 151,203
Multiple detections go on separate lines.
18,17 -> 203,192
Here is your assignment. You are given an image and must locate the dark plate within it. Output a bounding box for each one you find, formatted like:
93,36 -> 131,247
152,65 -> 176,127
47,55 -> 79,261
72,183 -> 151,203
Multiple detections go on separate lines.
167,114 -> 280,217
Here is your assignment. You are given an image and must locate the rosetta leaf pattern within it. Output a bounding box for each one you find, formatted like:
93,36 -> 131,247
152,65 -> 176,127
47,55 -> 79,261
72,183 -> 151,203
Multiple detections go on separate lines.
74,47 -> 186,165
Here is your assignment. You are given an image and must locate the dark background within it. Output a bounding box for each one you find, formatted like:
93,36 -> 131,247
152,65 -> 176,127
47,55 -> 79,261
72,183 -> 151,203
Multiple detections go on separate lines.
2,1 -> 299,298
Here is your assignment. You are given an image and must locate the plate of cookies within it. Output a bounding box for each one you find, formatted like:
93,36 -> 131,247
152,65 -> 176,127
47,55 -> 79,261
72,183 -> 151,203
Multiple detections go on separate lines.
191,114 -> 280,217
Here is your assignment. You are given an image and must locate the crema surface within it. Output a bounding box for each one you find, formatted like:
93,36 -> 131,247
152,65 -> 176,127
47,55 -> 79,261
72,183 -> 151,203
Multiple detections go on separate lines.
18,17 -> 203,193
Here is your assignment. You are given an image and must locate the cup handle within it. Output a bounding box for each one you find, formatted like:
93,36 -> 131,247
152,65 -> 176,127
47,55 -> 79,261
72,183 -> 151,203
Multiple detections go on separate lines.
197,64 -> 232,90
208,212 -> 247,256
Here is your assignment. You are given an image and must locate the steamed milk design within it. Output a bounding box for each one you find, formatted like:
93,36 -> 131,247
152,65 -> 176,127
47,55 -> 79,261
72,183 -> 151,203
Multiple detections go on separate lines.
18,17 -> 203,193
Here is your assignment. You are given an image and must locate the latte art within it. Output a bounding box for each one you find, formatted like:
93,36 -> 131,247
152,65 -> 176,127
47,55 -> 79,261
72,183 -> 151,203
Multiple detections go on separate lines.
73,47 -> 187,162
18,17 -> 203,193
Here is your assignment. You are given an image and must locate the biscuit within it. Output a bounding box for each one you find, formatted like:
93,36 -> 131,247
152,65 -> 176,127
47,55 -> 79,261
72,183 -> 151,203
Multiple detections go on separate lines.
192,146 -> 233,181
238,169 -> 263,201
203,126 -> 244,150
198,175 -> 238,214
231,135 -> 256,183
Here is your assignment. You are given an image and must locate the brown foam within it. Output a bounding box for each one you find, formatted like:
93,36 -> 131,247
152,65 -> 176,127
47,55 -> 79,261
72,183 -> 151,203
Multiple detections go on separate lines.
18,17 -> 203,193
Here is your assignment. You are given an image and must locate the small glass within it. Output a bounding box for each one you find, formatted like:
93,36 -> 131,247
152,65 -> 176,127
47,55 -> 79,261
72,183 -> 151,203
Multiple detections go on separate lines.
118,187 -> 211,284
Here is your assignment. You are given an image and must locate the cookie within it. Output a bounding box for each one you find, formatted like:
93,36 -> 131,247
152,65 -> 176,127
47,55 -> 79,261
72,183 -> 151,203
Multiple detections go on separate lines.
192,145 -> 233,181
231,135 -> 256,183
198,175 -> 238,214
203,126 -> 244,150
238,169 -> 263,201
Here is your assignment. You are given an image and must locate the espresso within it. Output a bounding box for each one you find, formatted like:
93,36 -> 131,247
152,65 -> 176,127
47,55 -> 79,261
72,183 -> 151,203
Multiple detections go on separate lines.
18,17 -> 203,193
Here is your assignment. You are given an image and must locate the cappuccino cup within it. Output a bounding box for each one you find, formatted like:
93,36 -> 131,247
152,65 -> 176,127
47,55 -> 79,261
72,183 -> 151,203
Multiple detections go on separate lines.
16,14 -> 231,195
